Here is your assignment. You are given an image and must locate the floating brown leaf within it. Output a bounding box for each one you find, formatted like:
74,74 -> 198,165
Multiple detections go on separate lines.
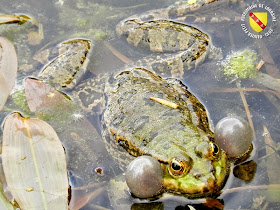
0,36 -> 17,111
2,113 -> 69,209
24,78 -> 76,121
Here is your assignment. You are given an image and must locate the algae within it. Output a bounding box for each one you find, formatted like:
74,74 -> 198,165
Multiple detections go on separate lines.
221,49 -> 258,79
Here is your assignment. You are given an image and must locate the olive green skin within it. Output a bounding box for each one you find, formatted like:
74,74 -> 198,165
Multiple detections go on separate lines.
116,19 -> 210,78
100,68 -> 228,198
72,0 -> 229,199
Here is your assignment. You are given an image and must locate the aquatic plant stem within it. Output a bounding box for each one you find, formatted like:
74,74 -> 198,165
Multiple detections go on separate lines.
205,87 -> 280,99
236,82 -> 256,140
104,41 -> 133,65
222,184 -> 280,195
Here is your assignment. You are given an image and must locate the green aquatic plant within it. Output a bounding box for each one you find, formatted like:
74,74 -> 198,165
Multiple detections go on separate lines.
57,1 -> 115,41
221,49 -> 258,79
188,0 -> 197,4
11,89 -> 32,116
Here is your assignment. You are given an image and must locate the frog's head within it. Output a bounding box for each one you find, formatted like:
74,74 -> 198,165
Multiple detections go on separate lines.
115,17 -> 142,39
160,140 -> 229,198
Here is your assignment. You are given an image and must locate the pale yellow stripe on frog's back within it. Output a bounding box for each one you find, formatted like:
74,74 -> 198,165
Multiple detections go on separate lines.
170,54 -> 184,77
178,26 -> 193,51
127,28 -> 144,47
148,27 -> 167,52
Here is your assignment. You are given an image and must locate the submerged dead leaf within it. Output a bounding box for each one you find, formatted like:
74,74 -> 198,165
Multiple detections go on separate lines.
0,14 -> 31,25
2,113 -> 69,209
24,78 -> 76,121
0,74 -> 9,111
233,160 -> 257,181
0,14 -> 21,24
204,198 -> 224,210
27,21 -> 44,45
0,14 -> 43,45
0,36 -> 17,111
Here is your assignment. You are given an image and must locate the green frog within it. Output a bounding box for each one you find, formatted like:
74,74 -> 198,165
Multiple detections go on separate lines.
115,1 -> 211,78
23,0 -> 239,201
69,0 -> 231,200
0,0 -> 253,207
102,68 -> 228,197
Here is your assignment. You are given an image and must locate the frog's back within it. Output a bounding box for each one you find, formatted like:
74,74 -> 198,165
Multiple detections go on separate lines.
102,68 -> 214,167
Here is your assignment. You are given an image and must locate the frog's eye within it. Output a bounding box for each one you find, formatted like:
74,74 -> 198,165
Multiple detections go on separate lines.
209,142 -> 220,158
168,157 -> 192,177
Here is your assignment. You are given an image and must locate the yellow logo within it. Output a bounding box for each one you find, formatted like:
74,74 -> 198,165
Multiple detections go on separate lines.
249,12 -> 267,33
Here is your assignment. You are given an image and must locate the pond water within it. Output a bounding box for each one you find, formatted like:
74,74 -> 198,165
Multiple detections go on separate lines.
0,0 -> 279,209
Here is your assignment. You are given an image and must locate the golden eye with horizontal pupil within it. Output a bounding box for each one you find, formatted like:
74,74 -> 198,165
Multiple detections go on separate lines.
168,158 -> 192,177
209,142 -> 220,158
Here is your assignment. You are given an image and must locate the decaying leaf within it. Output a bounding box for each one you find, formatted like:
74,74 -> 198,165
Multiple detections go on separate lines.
2,113 -> 69,209
204,198 -> 224,210
0,14 -> 31,25
253,72 -> 280,93
24,78 -> 76,122
0,14 -> 43,45
0,74 -> 9,111
0,14 -> 21,24
27,23 -> 44,46
0,36 -> 17,111
233,160 -> 257,181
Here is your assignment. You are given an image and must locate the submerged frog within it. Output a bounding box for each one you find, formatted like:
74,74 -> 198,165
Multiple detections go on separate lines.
115,5 -> 211,78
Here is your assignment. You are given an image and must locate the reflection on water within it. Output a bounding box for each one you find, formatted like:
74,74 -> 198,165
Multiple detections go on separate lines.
0,0 -> 279,209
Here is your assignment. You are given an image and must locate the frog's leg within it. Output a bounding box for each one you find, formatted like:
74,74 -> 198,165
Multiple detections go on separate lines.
38,39 -> 92,90
72,73 -> 106,116
135,43 -> 209,78
117,19 -> 210,78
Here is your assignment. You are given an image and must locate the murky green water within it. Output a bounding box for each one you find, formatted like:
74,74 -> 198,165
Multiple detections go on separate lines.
0,0 -> 279,209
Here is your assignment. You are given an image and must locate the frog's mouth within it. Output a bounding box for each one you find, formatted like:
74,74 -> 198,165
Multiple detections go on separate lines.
161,151 -> 229,198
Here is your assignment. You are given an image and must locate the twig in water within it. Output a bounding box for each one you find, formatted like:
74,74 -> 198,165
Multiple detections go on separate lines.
104,41 -> 133,65
236,82 -> 256,140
